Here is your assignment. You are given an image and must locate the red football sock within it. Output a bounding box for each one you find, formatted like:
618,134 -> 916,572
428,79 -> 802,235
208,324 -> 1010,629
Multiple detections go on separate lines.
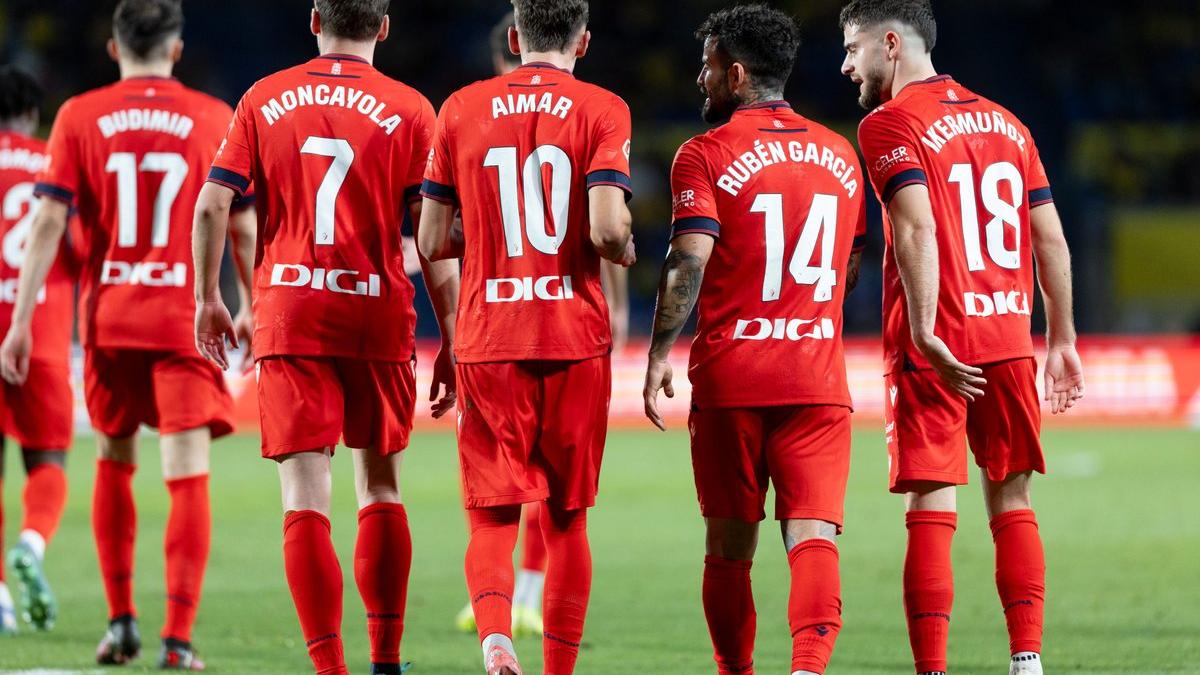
354,502 -> 412,666
702,555 -> 756,674
520,502 -> 547,573
540,505 -> 591,675
787,539 -> 843,674
22,463 -> 68,544
93,459 -> 137,620
162,475 -> 211,642
904,511 -> 957,674
283,510 -> 347,675
464,505 -> 521,640
990,509 -> 1045,655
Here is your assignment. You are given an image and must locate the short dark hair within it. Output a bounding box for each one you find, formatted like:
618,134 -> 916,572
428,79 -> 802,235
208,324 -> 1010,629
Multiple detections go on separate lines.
512,0 -> 588,53
696,4 -> 801,94
0,67 -> 41,122
314,0 -> 390,41
112,0 -> 184,61
490,12 -> 520,68
839,0 -> 937,52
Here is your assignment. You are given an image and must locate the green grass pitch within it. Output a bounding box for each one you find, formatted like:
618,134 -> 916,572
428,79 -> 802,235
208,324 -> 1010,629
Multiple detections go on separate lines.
1,427 -> 1198,673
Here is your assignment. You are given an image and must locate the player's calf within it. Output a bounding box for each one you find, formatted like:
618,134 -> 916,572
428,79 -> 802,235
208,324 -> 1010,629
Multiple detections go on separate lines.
701,518 -> 759,675
783,521 -> 842,675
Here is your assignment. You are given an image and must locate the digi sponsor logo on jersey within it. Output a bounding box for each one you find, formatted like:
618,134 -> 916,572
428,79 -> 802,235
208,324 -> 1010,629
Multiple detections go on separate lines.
485,275 -> 574,303
732,317 -> 836,341
101,260 -> 187,287
964,290 -> 1031,318
270,263 -> 382,297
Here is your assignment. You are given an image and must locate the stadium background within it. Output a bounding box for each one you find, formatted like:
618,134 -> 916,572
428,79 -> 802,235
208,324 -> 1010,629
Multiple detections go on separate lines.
0,1 -> 1198,673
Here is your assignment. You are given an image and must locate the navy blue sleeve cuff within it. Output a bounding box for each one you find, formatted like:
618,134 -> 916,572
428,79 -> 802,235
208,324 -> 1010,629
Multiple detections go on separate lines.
1028,186 -> 1053,207
420,179 -> 458,205
403,184 -> 422,204
34,182 -> 74,205
881,168 -> 928,203
671,216 -> 720,240
207,166 -> 250,196
586,169 -> 633,202
852,234 -> 867,251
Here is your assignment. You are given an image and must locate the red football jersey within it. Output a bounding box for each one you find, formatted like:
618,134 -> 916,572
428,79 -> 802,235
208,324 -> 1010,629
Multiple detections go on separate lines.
671,102 -> 866,409
209,54 -> 434,362
859,75 -> 1052,375
35,76 -> 243,352
0,131 -> 74,365
422,62 -> 632,363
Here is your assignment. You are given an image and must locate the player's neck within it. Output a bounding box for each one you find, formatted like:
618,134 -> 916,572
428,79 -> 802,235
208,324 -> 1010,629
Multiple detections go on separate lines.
118,59 -> 175,81
739,88 -> 785,107
520,51 -> 576,73
318,38 -> 376,65
0,120 -> 34,136
888,56 -> 938,101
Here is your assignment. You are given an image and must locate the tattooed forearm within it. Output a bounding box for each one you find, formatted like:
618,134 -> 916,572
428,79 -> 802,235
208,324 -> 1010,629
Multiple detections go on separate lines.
846,251 -> 863,295
648,249 -> 704,361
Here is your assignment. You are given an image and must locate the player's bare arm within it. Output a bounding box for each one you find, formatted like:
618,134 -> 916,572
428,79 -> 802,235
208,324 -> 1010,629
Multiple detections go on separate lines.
588,185 -> 635,266
601,260 -> 630,351
228,205 -> 257,372
643,233 -> 714,430
412,199 -> 461,419
191,181 -> 239,371
416,197 -> 465,261
0,197 -> 69,385
888,183 -> 986,400
1031,202 -> 1084,414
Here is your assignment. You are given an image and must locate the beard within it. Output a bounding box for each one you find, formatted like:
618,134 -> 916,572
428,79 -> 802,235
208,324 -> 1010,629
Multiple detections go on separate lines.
701,84 -> 742,124
857,64 -> 887,110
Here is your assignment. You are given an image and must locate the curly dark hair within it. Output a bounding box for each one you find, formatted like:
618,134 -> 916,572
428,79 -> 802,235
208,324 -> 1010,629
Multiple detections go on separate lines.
0,67 -> 41,123
511,0 -> 588,53
696,4 -> 801,94
490,12 -> 520,69
113,0 -> 184,61
314,0 -> 390,41
838,0 -> 937,52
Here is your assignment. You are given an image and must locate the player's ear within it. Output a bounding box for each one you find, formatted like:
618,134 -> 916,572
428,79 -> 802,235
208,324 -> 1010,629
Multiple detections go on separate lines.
106,38 -> 121,64
310,8 -> 321,38
508,26 -> 521,56
377,15 -> 390,42
883,29 -> 901,60
170,39 -> 184,64
575,30 -> 591,59
728,61 -> 747,94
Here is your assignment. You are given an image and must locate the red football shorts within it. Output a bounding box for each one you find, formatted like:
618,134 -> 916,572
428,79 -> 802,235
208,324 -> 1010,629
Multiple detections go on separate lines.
688,404 -> 852,527
885,357 -> 1044,493
455,356 -> 611,510
255,356 -> 416,459
85,348 -> 233,440
0,360 -> 73,449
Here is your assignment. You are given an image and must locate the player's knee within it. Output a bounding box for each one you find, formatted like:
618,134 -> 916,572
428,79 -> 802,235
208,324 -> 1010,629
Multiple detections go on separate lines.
21,448 -> 67,471
356,485 -> 402,509
904,481 -> 957,512
540,503 -> 587,534
782,518 -> 837,551
96,433 -> 137,464
983,470 -> 1033,517
705,518 -> 759,560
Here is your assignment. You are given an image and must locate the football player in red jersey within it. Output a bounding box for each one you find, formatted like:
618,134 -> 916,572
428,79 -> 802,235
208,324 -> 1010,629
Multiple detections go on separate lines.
0,1 -> 256,668
0,67 -> 74,637
192,2 -> 458,674
419,0 -> 635,672
643,7 -> 865,675
840,2 -> 1084,674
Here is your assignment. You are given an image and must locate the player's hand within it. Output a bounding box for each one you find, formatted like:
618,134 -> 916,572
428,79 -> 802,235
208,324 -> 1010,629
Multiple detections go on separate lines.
195,300 -> 238,371
643,357 -> 675,431
430,342 -> 456,419
1044,343 -> 1085,414
614,236 -> 637,268
0,324 -> 33,385
914,333 -> 987,401
233,307 -> 255,375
